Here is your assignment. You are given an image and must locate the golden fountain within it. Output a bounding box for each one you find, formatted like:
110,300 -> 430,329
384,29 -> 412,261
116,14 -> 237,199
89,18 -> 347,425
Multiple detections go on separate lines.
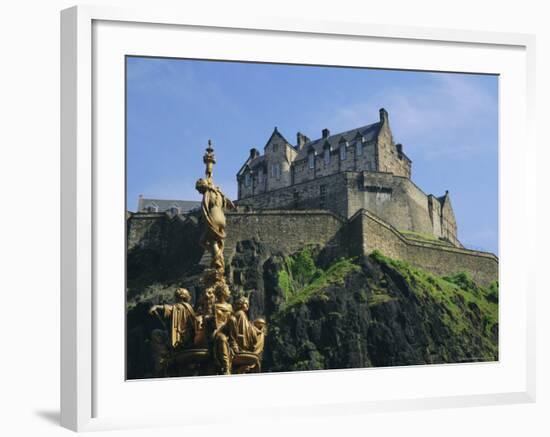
148,140 -> 266,376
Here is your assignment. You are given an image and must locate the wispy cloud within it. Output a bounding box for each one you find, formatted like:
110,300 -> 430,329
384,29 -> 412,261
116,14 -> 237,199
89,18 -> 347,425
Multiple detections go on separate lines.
313,73 -> 497,161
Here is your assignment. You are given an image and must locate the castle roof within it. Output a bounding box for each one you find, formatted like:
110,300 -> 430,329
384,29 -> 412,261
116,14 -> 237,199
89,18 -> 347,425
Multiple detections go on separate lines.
264,127 -> 292,150
294,122 -> 381,161
247,154 -> 266,170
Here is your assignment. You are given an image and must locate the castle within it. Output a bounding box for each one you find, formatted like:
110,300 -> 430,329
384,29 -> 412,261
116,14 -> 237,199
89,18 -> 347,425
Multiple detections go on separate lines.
236,108 -> 460,247
128,108 -> 498,288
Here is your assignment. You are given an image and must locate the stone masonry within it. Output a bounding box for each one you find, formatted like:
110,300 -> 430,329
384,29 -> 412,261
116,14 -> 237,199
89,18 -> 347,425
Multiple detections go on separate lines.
236,108 -> 459,246
127,209 -> 497,287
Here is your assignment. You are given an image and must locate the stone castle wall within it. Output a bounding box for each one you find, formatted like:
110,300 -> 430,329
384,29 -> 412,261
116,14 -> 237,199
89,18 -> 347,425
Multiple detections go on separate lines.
291,141 -> 378,186
348,210 -> 498,286
350,172 -> 452,238
225,210 -> 346,257
237,170 -> 459,245
127,208 -> 497,287
236,172 -> 352,218
376,110 -> 411,178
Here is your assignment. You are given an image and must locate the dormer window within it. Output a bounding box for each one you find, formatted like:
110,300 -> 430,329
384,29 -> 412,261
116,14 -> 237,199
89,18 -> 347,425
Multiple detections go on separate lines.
324,148 -> 330,166
340,144 -> 347,161
170,206 -> 180,215
308,152 -> 315,169
145,203 -> 158,213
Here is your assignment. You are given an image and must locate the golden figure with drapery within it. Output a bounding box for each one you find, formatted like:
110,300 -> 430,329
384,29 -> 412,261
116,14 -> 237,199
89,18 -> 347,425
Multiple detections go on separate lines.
148,140 -> 266,376
149,288 -> 198,349
232,296 -> 266,356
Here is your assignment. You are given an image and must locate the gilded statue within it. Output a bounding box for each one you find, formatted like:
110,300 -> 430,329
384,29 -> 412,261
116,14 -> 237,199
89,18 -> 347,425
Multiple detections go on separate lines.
195,177 -> 235,273
147,140 -> 267,377
232,296 -> 266,356
149,288 -> 198,349
208,283 -> 237,374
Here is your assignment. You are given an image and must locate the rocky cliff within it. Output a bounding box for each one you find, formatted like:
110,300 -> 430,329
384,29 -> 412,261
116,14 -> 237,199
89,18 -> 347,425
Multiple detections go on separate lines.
126,218 -> 498,379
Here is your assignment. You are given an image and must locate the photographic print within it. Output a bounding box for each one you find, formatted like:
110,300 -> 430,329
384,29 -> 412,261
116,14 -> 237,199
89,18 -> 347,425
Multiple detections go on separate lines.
125,57 -> 499,379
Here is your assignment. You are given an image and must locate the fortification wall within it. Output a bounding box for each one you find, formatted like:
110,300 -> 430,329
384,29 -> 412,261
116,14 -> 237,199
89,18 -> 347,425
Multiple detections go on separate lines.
225,210 -> 346,256
126,209 -> 497,288
236,170 -> 460,247
349,172 -> 440,237
236,172 -> 351,218
349,210 -> 498,287
376,114 -> 411,178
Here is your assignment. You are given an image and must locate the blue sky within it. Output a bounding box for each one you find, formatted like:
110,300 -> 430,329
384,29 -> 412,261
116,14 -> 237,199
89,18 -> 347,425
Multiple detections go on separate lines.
126,57 -> 498,254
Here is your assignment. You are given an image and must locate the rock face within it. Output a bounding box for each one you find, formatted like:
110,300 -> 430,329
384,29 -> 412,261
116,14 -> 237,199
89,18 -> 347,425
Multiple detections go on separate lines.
126,222 -> 498,379
263,250 -> 498,372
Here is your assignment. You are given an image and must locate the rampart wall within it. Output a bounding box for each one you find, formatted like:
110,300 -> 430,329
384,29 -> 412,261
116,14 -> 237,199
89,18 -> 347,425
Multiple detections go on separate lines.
127,208 -> 498,288
236,172 -> 351,219
225,210 -> 346,257
348,209 -> 498,287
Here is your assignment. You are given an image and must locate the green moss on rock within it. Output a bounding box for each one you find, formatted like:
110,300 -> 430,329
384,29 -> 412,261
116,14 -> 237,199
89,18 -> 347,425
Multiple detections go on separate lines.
276,247 -> 360,312
265,249 -> 499,371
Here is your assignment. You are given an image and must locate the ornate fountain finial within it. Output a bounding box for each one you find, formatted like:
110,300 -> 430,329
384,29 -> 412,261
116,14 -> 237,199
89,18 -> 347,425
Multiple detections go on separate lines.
203,139 -> 216,181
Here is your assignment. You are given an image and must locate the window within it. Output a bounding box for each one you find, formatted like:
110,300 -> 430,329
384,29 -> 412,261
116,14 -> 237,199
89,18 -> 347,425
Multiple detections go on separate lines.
245,173 -> 251,187
145,204 -> 158,213
308,152 -> 315,169
324,148 -> 330,166
170,206 -> 180,215
273,144 -> 279,152
356,141 -> 363,156
319,185 -> 327,209
271,163 -> 281,179
258,169 -> 263,184
340,144 -> 347,161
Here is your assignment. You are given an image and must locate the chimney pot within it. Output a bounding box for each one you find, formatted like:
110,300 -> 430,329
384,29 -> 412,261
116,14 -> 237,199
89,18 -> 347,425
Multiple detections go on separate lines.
322,128 -> 330,139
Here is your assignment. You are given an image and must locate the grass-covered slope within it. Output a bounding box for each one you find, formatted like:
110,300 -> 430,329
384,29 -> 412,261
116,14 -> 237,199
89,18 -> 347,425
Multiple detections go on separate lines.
264,248 -> 498,372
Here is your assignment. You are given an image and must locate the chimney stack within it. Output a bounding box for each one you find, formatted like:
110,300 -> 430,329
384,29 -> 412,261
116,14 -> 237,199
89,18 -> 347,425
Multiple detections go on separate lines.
249,148 -> 260,159
379,108 -> 389,124
296,132 -> 310,149
322,128 -> 330,139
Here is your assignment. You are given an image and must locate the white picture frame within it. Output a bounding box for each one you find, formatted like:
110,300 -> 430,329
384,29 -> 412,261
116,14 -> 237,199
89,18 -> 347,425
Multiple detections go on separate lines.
60,5 -> 536,432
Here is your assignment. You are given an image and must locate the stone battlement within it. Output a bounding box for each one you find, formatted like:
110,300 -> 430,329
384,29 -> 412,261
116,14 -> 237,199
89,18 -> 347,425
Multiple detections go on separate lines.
127,207 -> 497,287
348,209 -> 497,286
